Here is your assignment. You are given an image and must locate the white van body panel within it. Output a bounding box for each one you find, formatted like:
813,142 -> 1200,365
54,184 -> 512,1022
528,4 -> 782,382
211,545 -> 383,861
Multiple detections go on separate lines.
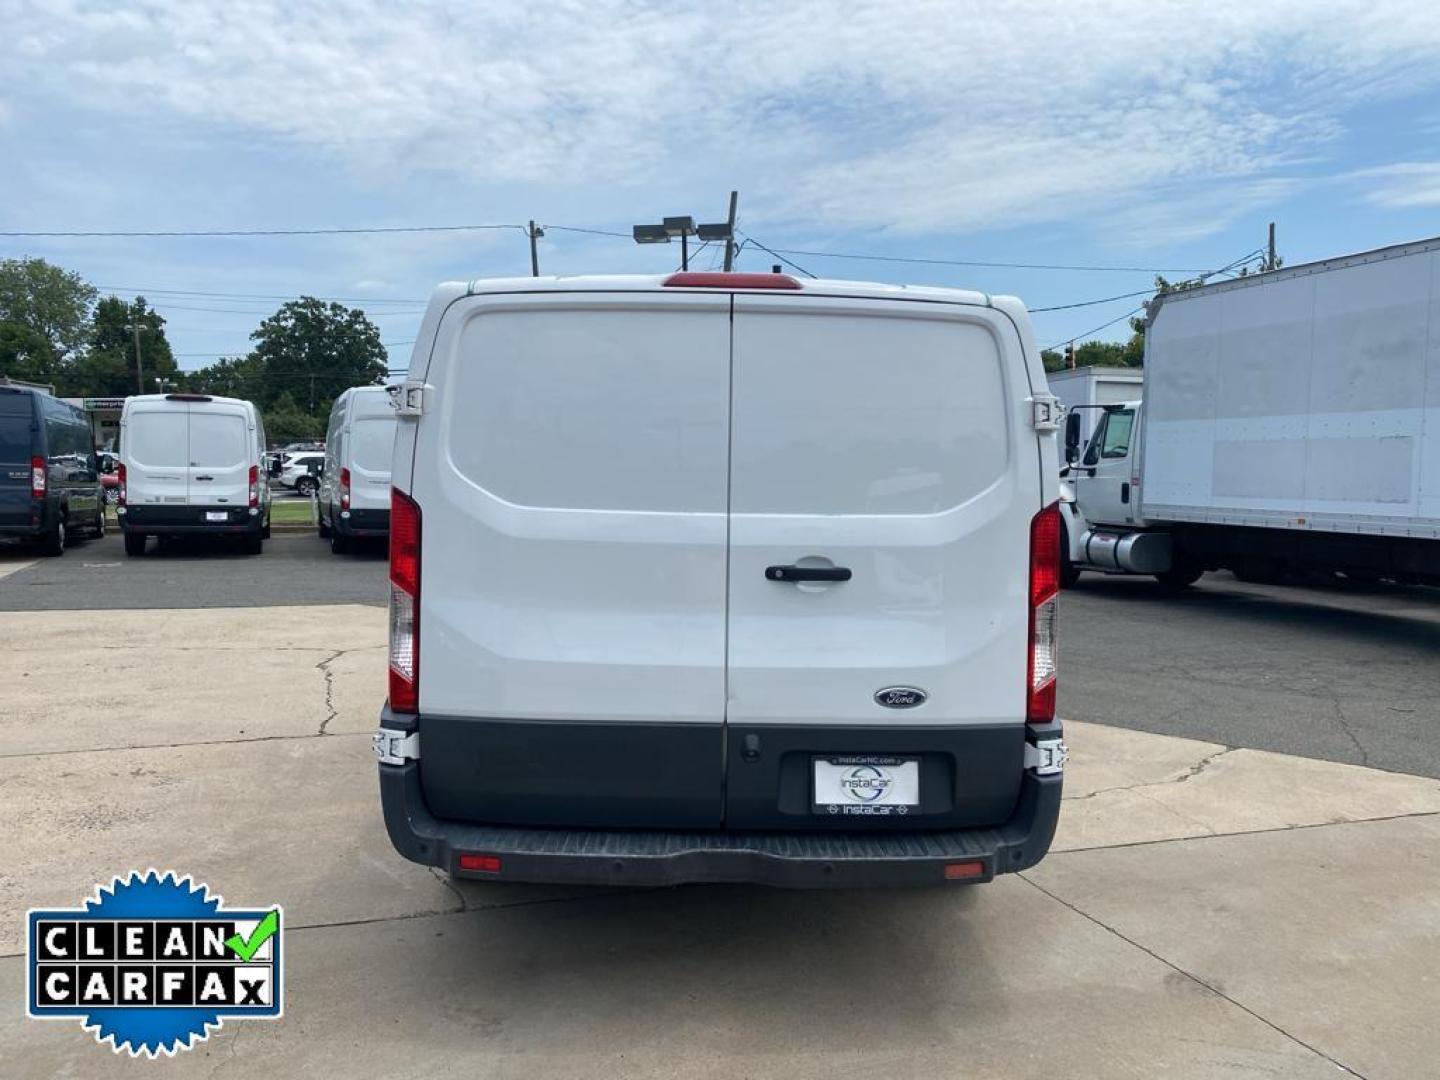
323,386 -> 398,515
410,292 -> 732,723
726,294 -> 1039,728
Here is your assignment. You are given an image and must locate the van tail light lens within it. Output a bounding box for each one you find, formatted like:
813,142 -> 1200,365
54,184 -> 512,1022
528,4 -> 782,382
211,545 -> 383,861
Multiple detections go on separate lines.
340,467 -> 351,510
30,456 -> 46,498
248,464 -> 259,508
1028,502 -> 1060,723
389,487 -> 421,713
116,462 -> 127,506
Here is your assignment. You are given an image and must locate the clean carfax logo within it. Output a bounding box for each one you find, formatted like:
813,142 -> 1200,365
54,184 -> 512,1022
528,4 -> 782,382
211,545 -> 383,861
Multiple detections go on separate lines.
27,870 -> 283,1057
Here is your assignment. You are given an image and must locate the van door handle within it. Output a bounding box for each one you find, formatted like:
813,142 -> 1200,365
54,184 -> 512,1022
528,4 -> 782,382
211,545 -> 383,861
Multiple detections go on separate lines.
195,475 -> 214,482
765,565 -> 852,583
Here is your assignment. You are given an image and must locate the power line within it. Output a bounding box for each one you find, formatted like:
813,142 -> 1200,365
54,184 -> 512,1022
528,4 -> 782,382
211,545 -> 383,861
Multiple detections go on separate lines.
2,223 -> 526,238
751,245 -> 1198,275
1028,289 -> 1158,313
1042,307 -> 1145,352
99,284 -> 427,305
735,231 -> 817,278
541,224 -> 632,239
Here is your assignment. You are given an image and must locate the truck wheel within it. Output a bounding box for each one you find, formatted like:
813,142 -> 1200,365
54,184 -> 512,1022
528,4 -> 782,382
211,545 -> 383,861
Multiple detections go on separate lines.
318,512 -> 331,539
1154,564 -> 1203,589
330,529 -> 350,555
296,476 -> 318,497
123,532 -> 147,557
1059,549 -> 1081,589
40,517 -> 66,557
243,533 -> 264,555
93,508 -> 106,538
262,516 -> 272,540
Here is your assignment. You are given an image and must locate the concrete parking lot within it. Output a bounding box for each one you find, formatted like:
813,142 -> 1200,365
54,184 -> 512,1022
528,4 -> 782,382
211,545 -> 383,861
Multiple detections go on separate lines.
1,538 -> 1437,1078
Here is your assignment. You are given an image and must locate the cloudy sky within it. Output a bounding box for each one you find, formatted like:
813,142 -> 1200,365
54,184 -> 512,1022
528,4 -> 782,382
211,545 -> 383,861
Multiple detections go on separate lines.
3,0 -> 1440,370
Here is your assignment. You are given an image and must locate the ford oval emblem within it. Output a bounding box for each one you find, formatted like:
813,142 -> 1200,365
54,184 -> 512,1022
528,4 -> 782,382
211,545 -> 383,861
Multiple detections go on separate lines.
874,686 -> 927,709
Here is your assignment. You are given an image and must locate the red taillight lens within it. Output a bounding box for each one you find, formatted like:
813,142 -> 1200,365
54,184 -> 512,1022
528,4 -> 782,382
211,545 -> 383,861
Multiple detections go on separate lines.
248,464 -> 259,508
662,271 -> 802,289
1028,502 -> 1060,724
116,462 -> 127,506
457,854 -> 502,874
388,487 -> 421,713
30,456 -> 46,498
340,467 -> 351,510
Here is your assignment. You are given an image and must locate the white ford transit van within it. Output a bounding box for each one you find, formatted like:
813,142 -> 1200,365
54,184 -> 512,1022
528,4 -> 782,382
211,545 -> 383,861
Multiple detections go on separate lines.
318,385 -> 397,553
376,271 -> 1065,887
118,393 -> 270,556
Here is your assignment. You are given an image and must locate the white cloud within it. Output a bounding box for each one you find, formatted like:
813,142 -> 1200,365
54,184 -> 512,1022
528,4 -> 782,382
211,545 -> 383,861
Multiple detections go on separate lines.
1347,162 -> 1440,208
5,0 -> 1440,237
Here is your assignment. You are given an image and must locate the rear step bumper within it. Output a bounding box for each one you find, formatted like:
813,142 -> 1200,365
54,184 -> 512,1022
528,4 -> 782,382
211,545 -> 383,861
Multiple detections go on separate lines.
119,505 -> 263,534
377,718 -> 1064,888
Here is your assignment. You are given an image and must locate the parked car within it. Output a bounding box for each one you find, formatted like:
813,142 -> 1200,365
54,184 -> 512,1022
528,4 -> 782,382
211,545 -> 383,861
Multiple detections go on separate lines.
276,452 -> 325,496
117,393 -> 271,556
98,452 -> 122,504
0,385 -> 105,555
318,386 -> 396,553
375,271 -> 1065,888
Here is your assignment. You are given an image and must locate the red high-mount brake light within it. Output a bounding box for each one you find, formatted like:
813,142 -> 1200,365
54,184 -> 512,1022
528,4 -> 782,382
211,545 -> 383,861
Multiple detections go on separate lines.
388,487 -> 421,713
30,456 -> 46,499
340,467 -> 351,510
1027,502 -> 1061,723
662,272 -> 802,290
165,393 -> 213,402
116,462 -> 127,507
247,464 -> 260,508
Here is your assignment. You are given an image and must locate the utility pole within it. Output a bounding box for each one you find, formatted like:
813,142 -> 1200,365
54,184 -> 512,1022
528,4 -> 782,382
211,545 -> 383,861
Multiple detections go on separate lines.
1266,221 -> 1277,272
527,221 -> 544,277
124,321 -> 149,395
680,231 -> 689,271
722,190 -> 739,272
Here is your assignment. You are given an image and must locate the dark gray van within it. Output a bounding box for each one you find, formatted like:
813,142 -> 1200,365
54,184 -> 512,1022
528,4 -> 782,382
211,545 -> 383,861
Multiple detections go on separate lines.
0,386 -> 105,556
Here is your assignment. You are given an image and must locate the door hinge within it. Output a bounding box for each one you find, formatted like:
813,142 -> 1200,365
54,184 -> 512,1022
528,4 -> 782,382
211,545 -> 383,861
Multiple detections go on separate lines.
373,727 -> 420,765
1029,394 -> 1061,431
388,381 -> 431,418
1024,737 -> 1068,776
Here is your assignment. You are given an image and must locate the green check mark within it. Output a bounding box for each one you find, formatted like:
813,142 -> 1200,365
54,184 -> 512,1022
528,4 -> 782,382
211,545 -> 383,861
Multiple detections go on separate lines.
225,910 -> 279,962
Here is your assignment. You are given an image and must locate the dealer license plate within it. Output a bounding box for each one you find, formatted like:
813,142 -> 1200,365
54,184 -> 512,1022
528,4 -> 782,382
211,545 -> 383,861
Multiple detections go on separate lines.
812,755 -> 920,816
205,511 -> 228,522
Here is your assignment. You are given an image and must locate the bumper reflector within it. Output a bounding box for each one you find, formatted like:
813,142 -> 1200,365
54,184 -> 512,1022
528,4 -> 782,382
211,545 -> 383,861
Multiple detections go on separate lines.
944,860 -> 986,881
458,854 -> 502,874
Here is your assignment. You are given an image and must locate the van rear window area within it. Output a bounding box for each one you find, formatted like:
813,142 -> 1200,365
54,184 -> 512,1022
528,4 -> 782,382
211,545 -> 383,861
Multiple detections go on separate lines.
188,412 -> 248,466
126,411 -> 189,467
0,412 -> 31,464
350,417 -> 394,472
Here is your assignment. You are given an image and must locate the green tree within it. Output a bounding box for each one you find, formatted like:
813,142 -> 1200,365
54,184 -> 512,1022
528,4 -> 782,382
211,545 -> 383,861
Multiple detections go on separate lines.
247,297 -> 387,414
78,296 -> 178,397
0,258 -> 97,387
188,353 -> 266,399
262,390 -> 324,443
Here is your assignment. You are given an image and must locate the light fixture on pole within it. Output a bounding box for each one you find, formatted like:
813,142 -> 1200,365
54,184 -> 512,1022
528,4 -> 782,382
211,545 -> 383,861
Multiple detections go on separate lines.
633,210 -> 736,271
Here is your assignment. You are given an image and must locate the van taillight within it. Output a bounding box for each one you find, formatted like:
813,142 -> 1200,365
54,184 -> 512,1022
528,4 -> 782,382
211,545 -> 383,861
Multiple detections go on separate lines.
116,462 -> 127,506
340,467 -> 351,510
248,464 -> 259,508
389,487 -> 421,713
30,456 -> 46,499
1027,502 -> 1060,723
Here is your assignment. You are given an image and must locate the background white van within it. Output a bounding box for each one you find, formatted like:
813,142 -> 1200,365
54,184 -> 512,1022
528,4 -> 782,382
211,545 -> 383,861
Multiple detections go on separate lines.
118,393 -> 270,556
375,271 -> 1064,887
318,385 -> 397,553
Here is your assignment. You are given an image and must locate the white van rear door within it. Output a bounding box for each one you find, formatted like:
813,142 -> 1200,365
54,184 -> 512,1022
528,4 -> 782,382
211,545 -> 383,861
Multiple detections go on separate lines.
124,401 -> 189,507
409,293 -> 732,827
726,296 -> 1034,731
346,407 -> 395,511
187,403 -> 252,507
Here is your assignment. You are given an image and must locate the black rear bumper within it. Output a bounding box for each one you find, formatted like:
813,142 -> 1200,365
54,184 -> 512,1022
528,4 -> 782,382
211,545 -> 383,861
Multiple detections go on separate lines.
333,507 -> 389,537
119,505 -> 263,535
377,710 -> 1064,888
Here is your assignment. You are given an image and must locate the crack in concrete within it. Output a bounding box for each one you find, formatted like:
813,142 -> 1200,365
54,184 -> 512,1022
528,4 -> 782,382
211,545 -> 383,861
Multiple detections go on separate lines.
1330,698 -> 1371,769
0,730 -> 369,762
1049,809 -> 1440,857
1016,873 -> 1369,1079
428,867 -> 468,913
1064,745 -> 1237,802
315,649 -> 346,735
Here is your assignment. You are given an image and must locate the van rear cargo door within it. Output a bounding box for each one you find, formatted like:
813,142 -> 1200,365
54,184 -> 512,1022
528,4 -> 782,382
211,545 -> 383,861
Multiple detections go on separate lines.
124,401 -> 190,508
723,295 -> 1034,827
412,294 -> 732,828
186,405 -> 251,508
0,392 -> 34,528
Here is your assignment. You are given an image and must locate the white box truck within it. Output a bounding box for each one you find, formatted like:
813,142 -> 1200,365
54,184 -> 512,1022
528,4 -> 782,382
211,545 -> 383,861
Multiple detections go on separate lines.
374,270 -> 1067,887
1060,235 -> 1440,587
1047,365 -> 1143,450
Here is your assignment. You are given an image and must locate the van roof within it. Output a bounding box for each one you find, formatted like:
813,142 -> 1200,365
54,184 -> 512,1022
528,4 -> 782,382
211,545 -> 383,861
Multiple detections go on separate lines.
441,274 -> 1002,310
124,393 -> 253,409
